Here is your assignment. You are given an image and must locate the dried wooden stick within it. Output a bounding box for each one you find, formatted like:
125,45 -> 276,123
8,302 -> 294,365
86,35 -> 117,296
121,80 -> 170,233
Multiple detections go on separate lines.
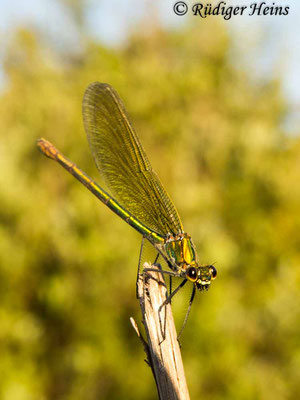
131,263 -> 190,400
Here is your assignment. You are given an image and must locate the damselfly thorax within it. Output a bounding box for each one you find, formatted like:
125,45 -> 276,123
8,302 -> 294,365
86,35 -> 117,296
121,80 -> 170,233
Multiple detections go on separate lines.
163,232 -> 216,290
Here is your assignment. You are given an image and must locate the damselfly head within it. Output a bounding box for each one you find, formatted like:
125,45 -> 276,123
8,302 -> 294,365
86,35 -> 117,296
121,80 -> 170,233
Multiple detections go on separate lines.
186,264 -> 217,291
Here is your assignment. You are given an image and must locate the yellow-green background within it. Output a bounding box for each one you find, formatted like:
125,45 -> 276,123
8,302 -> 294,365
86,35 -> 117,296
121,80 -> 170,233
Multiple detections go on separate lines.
1,4 -> 300,400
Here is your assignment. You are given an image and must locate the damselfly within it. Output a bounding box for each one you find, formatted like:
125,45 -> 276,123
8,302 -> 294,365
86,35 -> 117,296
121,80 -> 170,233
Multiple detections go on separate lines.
37,83 -> 217,334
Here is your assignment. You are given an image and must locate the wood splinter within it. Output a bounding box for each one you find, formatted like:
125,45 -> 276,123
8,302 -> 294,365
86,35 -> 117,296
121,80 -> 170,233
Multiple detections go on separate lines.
131,263 -> 190,400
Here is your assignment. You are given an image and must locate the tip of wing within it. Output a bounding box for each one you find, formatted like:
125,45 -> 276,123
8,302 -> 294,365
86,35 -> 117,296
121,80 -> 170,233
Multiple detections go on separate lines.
84,82 -> 112,97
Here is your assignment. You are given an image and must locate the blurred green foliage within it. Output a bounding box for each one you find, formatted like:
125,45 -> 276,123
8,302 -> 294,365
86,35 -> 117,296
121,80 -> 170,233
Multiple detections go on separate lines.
0,17 -> 300,400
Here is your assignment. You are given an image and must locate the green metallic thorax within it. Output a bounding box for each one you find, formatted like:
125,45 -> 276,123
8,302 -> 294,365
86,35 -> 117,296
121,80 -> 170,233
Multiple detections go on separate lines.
165,233 -> 197,270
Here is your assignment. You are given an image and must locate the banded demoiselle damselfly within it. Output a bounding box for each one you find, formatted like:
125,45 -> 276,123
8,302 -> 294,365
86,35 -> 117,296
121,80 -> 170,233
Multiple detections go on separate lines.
37,83 -> 217,329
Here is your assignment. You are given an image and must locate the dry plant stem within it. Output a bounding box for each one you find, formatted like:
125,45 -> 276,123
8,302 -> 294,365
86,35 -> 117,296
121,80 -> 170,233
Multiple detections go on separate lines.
135,263 -> 190,400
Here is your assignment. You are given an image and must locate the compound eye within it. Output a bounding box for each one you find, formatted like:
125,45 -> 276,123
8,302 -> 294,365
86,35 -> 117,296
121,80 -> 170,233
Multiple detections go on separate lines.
209,265 -> 217,280
186,267 -> 197,282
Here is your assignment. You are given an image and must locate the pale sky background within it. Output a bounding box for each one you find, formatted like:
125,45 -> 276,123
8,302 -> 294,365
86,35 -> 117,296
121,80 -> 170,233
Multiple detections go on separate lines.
0,0 -> 299,132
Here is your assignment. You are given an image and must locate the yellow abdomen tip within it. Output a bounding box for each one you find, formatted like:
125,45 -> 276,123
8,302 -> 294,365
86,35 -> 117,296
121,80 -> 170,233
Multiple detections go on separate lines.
37,138 -> 58,160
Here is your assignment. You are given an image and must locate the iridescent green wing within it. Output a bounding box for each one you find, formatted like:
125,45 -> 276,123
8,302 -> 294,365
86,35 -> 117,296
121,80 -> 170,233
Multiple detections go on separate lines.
82,82 -> 183,237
